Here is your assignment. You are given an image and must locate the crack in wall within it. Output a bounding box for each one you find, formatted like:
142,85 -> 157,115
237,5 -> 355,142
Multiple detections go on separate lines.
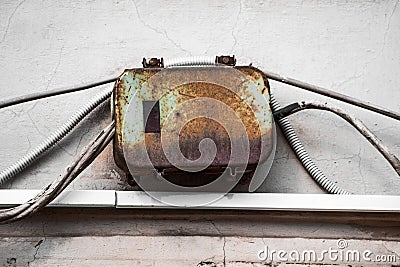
74,126 -> 91,155
130,0 -> 191,55
23,43 -> 77,158
381,241 -> 400,259
27,110 -> 73,157
382,0 -> 399,52
209,220 -> 223,236
27,221 -> 46,266
46,45 -> 64,91
1,0 -> 27,43
230,0 -> 242,54
26,136 -> 32,153
355,146 -> 367,193
222,236 -> 226,267
27,112 -> 45,136
27,44 -> 64,113
331,72 -> 363,90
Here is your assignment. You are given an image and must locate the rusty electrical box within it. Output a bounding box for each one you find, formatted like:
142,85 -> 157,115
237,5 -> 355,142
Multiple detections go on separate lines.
113,60 -> 274,187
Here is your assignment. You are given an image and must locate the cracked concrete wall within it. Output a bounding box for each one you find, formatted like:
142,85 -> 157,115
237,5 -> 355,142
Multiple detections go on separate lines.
1,0 -> 399,194
0,0 -> 399,266
0,0 -> 399,194
1,209 -> 400,266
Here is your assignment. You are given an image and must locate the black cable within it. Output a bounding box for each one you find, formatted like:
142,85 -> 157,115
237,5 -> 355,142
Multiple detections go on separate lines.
2,68 -> 399,122
277,101 -> 400,176
272,102 -> 301,120
0,76 -> 118,109
263,70 -> 400,121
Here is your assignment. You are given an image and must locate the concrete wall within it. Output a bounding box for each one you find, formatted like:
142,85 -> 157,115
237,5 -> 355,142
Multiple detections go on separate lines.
0,0 -> 399,266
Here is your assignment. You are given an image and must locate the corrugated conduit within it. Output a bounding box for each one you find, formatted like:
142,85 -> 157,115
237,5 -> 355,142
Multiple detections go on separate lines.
0,88 -> 112,185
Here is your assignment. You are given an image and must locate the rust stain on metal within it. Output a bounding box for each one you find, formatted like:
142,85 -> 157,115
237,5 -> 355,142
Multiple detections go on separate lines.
113,69 -> 161,173
113,66 -> 273,180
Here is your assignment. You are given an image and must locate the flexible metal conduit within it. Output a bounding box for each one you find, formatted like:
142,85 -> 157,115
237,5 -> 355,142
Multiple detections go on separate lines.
0,88 -> 112,185
164,56 -> 349,194
270,95 -> 350,194
164,56 -> 216,67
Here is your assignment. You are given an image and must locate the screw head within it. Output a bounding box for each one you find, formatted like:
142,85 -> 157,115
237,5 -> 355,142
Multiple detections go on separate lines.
149,58 -> 158,65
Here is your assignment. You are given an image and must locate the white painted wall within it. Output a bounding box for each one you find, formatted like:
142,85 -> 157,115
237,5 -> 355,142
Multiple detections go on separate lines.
0,0 -> 399,266
1,0 -> 399,194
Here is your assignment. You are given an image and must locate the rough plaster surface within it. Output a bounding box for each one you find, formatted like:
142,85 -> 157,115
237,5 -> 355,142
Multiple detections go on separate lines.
0,209 -> 400,266
1,236 -> 399,266
1,0 -> 399,194
0,0 -> 400,266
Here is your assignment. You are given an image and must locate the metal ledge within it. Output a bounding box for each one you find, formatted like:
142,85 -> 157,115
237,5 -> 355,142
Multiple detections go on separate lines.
0,190 -> 116,208
1,189 -> 400,212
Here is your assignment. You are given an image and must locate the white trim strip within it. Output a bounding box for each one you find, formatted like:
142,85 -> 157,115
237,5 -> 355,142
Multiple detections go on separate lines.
116,191 -> 400,212
1,190 -> 400,212
0,190 -> 116,207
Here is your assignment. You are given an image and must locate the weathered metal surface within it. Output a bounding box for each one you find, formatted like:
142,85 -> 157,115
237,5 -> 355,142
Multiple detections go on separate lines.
113,66 -> 273,180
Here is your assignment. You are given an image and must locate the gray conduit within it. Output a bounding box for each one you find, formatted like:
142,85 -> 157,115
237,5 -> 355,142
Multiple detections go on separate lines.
270,95 -> 350,194
164,56 -> 216,67
0,88 -> 112,185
